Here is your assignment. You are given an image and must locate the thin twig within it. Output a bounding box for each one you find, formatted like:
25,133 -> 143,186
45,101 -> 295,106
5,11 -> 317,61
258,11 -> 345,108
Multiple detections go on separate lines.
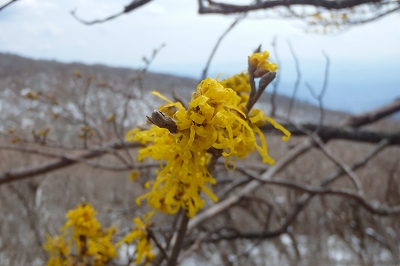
147,228 -> 170,261
70,0 -> 153,25
199,0 -> 396,14
342,97 -> 400,128
178,233 -> 209,263
270,37 -> 281,117
292,123 -> 363,193
240,173 -> 382,213
309,132 -> 363,194
201,14 -> 246,80
286,41 -> 301,120
167,215 -> 190,266
188,138 -> 314,231
277,138 -> 389,234
0,145 -> 134,170
305,50 -> 330,128
188,138 -> 390,246
261,121 -> 400,144
245,72 -> 276,112
0,0 -> 18,11
0,141 -> 141,185
166,150 -> 222,265
81,76 -> 92,149
122,44 -> 166,163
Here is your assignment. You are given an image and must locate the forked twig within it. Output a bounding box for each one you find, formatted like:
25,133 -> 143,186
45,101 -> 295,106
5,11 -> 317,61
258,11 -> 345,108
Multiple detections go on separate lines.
305,50 -> 330,128
0,0 -> 18,11
201,14 -> 246,80
286,41 -> 301,120
70,0 -> 153,25
188,138 -> 314,231
292,123 -> 363,193
186,138 -> 391,246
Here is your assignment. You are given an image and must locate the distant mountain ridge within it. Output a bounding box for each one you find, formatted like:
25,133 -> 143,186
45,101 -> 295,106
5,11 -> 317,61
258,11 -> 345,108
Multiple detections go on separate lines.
0,52 -> 350,125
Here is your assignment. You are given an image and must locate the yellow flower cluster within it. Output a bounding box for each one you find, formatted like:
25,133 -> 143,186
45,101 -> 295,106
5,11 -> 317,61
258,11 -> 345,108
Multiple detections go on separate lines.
43,204 -> 117,266
218,72 -> 250,105
219,71 -> 250,92
248,50 -> 278,77
131,107 -> 218,217
117,217 -> 155,266
42,234 -> 69,266
126,51 -> 290,219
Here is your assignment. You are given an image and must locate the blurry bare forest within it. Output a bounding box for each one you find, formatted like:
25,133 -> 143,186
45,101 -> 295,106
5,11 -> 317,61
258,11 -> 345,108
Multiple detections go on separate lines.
1,52 -> 400,266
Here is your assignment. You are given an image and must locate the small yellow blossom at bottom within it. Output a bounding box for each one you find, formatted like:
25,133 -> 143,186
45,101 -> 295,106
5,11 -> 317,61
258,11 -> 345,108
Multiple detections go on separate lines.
106,114 -> 115,122
117,217 -> 155,266
42,234 -> 69,266
43,204 -> 118,266
129,170 -> 140,181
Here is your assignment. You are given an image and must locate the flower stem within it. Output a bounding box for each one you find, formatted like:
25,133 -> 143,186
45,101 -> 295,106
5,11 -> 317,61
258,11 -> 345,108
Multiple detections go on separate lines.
166,214 -> 190,266
166,152 -> 221,266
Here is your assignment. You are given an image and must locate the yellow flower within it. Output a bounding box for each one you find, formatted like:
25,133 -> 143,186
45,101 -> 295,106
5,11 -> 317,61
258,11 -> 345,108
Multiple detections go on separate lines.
25,90 -> 40,100
44,257 -> 66,266
136,149 -> 217,217
42,234 -> 69,266
127,50 -> 290,219
63,203 -> 101,238
7,127 -> 16,134
106,114 -> 115,122
135,126 -> 175,161
117,218 -> 155,266
219,72 -> 251,94
75,70 -> 82,78
87,226 -> 118,266
248,51 -> 278,77
43,204 -> 118,266
129,170 -> 140,181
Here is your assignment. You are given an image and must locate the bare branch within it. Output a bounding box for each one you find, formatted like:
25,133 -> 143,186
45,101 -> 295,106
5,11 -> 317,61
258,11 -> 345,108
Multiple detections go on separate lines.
0,144 -> 140,171
200,0 -> 386,13
342,97 -> 400,128
275,138 -> 389,236
0,0 -> 19,11
305,50 -> 330,128
291,123 -> 363,193
147,228 -> 170,262
188,138 -> 314,231
71,0 -> 153,25
178,233 -> 209,264
245,72 -> 277,112
200,138 -> 391,244
0,141 -> 141,186
270,37 -> 281,117
189,95 -> 399,231
68,0 -> 399,33
8,184 -> 45,257
286,41 -> 301,120
309,132 -> 363,194
203,177 -> 400,242
167,214 -> 190,266
167,151 -> 222,265
263,122 -> 400,145
201,15 -> 246,80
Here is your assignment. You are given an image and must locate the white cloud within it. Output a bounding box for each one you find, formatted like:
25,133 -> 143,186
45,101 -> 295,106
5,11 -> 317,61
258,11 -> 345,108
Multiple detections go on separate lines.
15,0 -> 58,17
142,2 -> 166,16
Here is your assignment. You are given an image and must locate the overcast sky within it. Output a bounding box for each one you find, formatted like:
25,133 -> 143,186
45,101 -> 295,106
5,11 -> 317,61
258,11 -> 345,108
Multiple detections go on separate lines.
1,0 -> 399,113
